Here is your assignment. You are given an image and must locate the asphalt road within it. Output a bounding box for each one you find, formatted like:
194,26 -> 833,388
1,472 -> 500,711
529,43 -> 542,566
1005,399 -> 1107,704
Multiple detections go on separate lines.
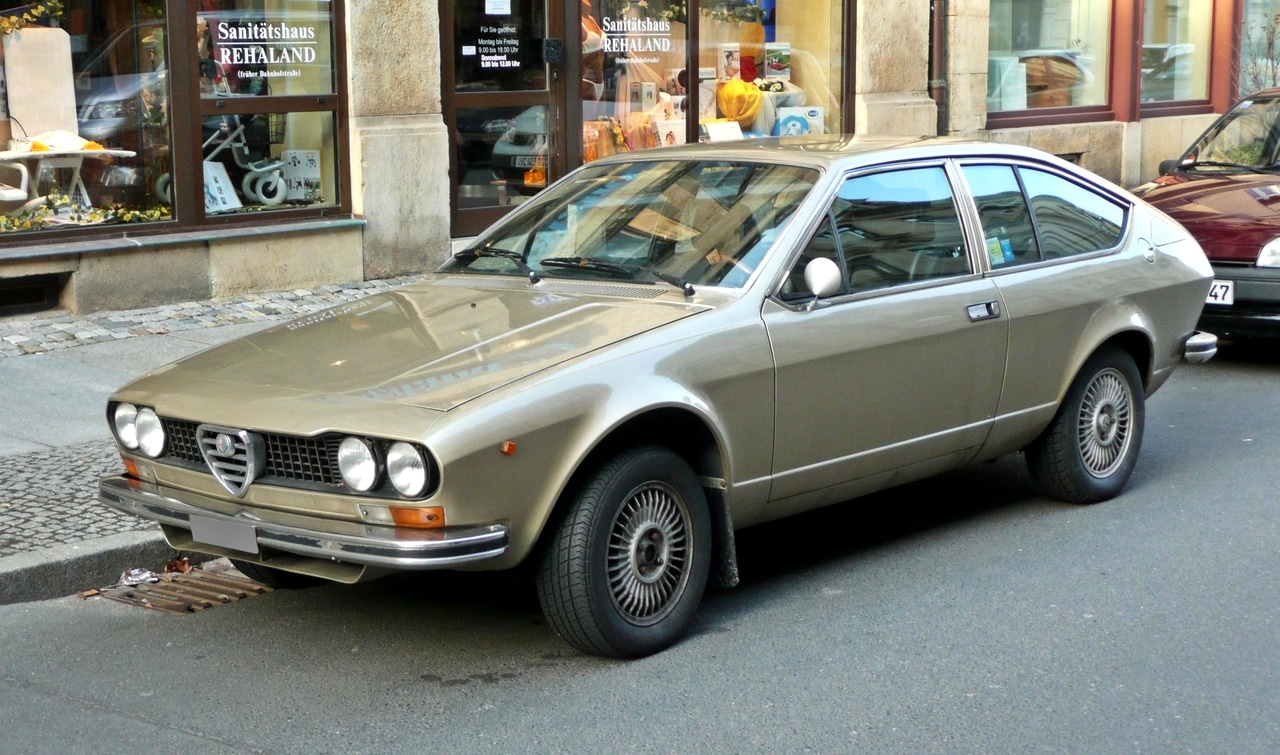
1,346 -> 1277,753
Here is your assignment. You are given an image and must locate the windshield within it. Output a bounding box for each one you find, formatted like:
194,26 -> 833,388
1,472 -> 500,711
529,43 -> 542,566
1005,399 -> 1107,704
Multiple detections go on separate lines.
441,159 -> 820,288
1183,96 -> 1280,169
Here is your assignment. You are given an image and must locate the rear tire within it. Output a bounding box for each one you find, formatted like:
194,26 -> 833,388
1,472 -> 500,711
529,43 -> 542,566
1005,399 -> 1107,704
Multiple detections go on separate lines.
536,446 -> 711,658
230,559 -> 325,589
1026,346 -> 1145,504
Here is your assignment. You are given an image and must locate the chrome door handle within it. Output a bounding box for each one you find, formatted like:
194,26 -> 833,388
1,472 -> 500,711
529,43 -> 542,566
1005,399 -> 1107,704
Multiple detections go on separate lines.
966,300 -> 1002,321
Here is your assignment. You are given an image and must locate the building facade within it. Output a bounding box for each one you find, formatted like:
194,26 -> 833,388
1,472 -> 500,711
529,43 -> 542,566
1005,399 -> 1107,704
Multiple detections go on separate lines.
0,0 -> 1269,314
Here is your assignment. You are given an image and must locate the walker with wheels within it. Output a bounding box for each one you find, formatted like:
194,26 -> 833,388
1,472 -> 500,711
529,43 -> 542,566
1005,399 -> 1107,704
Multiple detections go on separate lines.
155,62 -> 285,207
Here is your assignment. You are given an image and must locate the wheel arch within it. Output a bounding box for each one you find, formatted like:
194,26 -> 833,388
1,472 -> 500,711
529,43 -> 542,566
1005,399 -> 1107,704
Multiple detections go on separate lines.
1095,329 -> 1154,394
532,406 -> 740,589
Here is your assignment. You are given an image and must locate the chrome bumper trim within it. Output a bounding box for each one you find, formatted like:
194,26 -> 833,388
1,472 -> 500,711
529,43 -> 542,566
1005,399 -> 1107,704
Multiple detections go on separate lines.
99,475 -> 508,569
1183,330 -> 1218,364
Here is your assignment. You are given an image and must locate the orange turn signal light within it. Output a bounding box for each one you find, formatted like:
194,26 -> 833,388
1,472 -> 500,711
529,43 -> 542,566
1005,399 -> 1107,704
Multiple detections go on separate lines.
122,457 -> 140,477
500,441 -> 517,455
389,506 -> 445,529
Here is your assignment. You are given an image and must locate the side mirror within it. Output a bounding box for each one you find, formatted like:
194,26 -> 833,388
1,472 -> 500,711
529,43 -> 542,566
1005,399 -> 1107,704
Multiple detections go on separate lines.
803,257 -> 843,307
1158,158 -> 1178,176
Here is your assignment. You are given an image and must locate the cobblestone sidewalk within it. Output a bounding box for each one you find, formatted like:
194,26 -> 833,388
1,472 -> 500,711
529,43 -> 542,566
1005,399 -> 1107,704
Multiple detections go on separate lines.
0,276 -> 426,358
0,440 -> 142,558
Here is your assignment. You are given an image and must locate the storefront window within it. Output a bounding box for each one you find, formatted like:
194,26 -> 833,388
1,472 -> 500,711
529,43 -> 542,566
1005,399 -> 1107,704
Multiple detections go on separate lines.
0,0 -> 344,237
0,0 -> 170,233
1240,0 -> 1280,96
695,0 -> 841,140
987,0 -> 1110,112
580,0 -> 690,157
1140,0 -> 1209,103
193,1 -> 337,214
199,110 -> 336,214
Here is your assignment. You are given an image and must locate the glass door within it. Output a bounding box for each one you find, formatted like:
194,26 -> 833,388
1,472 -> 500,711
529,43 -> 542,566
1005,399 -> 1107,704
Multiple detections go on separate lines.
445,0 -> 565,237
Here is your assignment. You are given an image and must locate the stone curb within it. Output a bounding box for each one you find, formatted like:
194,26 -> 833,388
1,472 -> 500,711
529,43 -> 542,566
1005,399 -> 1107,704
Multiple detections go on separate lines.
0,529 -> 181,606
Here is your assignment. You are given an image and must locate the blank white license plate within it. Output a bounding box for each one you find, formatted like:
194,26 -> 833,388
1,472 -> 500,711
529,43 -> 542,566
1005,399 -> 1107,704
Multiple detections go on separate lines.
1206,279 -> 1234,306
512,155 -> 545,168
189,516 -> 258,554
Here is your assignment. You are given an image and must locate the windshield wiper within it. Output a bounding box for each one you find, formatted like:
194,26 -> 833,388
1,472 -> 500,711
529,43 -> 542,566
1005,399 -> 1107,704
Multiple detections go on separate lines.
1182,160 -> 1267,174
460,247 -> 541,283
649,269 -> 695,296
539,256 -> 636,278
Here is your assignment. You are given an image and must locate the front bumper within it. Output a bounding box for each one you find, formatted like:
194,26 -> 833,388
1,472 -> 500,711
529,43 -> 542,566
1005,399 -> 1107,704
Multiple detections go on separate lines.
1198,264 -> 1280,339
100,475 -> 509,571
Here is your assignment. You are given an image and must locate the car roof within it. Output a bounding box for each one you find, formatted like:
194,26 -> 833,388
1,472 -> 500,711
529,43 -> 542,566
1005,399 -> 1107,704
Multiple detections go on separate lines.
587,134 -> 1072,172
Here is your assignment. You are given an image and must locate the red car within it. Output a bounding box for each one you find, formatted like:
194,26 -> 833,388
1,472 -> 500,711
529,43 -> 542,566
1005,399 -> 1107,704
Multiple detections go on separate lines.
1134,90 -> 1280,339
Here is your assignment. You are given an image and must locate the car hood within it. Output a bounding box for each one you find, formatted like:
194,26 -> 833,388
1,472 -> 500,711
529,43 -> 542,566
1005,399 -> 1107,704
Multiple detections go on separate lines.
1139,172 -> 1280,262
136,277 -> 710,412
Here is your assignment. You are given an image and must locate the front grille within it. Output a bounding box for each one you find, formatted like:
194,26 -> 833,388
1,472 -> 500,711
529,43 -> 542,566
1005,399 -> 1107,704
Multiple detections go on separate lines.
162,418 -> 342,489
167,420 -> 201,463
197,425 -> 255,497
263,434 -> 343,485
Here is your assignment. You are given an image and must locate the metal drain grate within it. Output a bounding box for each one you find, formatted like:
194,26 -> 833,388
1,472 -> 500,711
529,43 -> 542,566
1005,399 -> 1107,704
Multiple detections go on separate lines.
96,566 -> 272,614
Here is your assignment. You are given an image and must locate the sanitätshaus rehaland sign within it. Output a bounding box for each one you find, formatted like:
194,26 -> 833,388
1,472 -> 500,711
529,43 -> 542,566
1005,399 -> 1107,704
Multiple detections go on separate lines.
208,12 -> 332,89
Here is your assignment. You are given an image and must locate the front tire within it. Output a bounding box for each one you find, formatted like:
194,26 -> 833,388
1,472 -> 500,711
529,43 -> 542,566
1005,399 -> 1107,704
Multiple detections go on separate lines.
1026,346 -> 1145,504
537,446 -> 712,658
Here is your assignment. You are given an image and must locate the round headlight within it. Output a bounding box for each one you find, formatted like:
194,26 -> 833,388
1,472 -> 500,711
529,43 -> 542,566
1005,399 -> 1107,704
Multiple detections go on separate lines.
113,403 -> 139,449
338,437 -> 379,492
1258,237 -> 1280,268
135,408 -> 166,458
387,442 -> 428,497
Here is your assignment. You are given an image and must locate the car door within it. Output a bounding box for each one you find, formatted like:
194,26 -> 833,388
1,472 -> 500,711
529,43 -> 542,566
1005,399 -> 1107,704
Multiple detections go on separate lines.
954,162 -> 1132,452
762,163 -> 1008,513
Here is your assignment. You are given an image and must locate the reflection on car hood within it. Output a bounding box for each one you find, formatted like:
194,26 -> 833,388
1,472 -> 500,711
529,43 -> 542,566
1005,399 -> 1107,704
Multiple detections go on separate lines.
1141,173 -> 1280,262
146,278 -> 709,411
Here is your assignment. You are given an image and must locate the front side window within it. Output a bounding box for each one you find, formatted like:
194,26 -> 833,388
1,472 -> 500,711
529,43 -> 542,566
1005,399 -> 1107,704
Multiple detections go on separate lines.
827,166 -> 970,293
442,159 -> 819,289
987,0 -> 1111,112
1019,168 -> 1125,258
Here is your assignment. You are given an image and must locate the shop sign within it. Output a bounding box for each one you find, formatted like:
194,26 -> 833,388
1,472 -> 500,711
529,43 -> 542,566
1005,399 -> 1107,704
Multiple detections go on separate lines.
211,16 -> 323,82
472,23 -> 521,69
600,14 -> 673,65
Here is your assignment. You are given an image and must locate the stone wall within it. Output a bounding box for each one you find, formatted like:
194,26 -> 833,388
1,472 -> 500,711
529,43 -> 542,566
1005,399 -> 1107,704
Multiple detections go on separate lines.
346,0 -> 453,276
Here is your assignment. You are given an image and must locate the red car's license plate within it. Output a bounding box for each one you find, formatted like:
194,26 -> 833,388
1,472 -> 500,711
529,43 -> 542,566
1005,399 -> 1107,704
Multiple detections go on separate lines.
1206,280 -> 1234,306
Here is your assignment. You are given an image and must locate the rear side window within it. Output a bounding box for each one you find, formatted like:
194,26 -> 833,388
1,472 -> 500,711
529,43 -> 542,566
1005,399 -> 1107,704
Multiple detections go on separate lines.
1019,168 -> 1125,258
961,165 -> 1040,268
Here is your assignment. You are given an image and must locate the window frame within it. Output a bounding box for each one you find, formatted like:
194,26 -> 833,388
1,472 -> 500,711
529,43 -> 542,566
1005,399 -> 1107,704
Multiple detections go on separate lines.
984,0 -> 1237,130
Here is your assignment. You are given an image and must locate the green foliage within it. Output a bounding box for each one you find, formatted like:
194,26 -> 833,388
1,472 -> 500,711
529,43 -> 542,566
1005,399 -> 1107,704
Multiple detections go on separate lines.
0,1 -> 64,35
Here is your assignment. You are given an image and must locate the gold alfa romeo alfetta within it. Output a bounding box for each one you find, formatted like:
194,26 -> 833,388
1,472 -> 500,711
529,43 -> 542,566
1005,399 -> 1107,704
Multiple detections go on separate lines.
101,136 -> 1217,657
